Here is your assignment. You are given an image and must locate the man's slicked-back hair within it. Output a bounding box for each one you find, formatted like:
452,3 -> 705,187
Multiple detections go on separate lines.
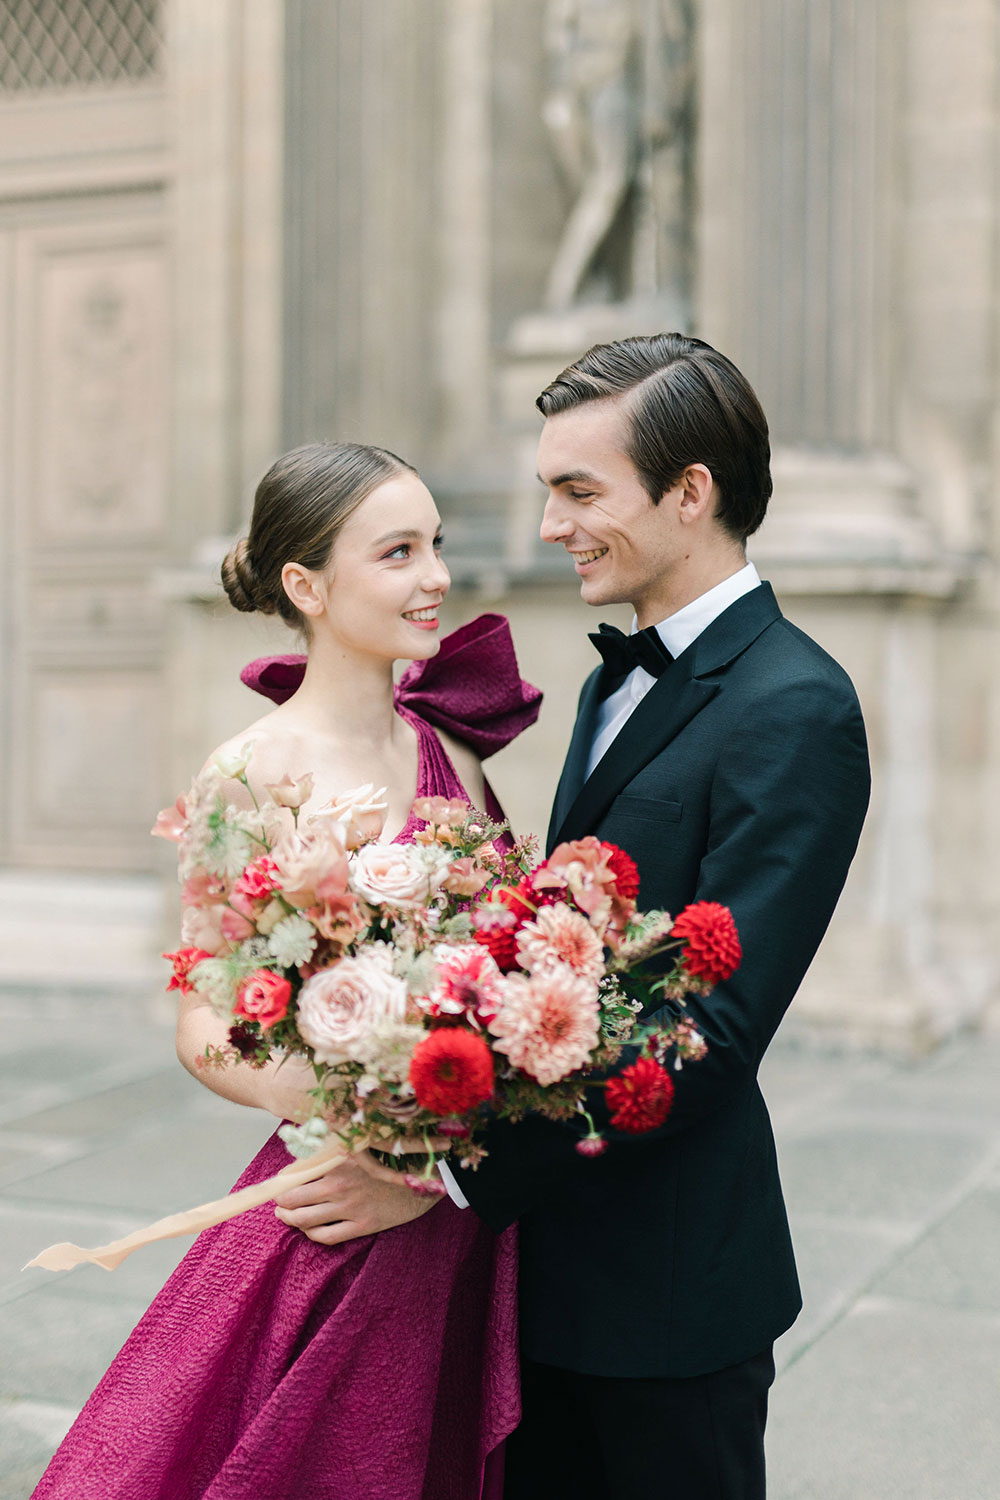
536,332 -> 772,543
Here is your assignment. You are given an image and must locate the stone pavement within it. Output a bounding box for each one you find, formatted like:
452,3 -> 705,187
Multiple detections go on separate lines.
1,985 -> 998,1499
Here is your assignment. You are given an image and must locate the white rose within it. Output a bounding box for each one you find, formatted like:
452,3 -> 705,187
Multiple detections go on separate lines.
310,782 -> 389,849
212,740 -> 255,779
350,843 -> 448,909
296,948 -> 409,1064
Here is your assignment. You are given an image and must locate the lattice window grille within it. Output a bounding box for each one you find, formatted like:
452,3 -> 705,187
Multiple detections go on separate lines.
0,0 -> 161,92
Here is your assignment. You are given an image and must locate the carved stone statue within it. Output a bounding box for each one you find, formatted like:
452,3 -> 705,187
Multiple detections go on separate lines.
542,0 -> 694,312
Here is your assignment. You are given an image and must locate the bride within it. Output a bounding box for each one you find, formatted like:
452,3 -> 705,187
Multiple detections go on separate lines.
33,442 -> 539,1500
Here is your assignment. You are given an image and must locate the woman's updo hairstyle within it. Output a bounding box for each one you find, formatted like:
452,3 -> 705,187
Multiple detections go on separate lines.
221,442 -> 417,629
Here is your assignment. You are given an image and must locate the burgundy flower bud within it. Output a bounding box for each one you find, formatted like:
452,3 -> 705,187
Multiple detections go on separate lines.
436,1118 -> 471,1140
575,1134 -> 608,1158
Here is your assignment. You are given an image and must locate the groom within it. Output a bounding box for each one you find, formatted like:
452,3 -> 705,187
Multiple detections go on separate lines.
277,333 -> 871,1498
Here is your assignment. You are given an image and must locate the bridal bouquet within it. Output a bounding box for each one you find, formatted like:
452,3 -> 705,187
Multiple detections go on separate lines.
157,745 -> 742,1192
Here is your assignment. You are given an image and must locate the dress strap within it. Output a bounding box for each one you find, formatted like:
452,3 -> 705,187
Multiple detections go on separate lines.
240,613 -> 541,759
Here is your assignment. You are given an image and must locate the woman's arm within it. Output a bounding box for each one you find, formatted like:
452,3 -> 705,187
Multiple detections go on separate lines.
436,729 -> 487,810
175,988 -> 318,1120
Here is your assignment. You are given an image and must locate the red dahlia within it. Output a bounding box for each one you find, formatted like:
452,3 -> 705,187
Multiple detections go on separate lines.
605,1056 -> 675,1133
600,843 -> 640,902
670,901 -> 742,985
473,884 -> 535,972
409,1028 -> 495,1116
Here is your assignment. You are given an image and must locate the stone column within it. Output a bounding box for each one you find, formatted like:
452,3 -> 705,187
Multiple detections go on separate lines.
168,0 -> 285,548
697,0 -> 1000,1049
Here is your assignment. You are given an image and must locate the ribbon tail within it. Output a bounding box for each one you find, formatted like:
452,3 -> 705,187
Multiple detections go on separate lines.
24,1134 -> 354,1273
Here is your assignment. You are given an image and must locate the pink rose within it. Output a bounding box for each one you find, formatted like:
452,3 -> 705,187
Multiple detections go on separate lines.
180,903 -> 228,956
350,843 -> 448,909
234,968 -> 292,1029
272,823 -> 350,907
296,947 -> 408,1064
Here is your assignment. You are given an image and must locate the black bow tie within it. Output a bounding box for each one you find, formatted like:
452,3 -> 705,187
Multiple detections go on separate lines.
589,623 -> 673,680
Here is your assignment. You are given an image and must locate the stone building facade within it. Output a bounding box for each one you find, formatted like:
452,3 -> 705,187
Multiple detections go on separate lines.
0,0 -> 997,1049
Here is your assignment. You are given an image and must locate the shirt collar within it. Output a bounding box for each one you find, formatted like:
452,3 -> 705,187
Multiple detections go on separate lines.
632,562 -> 762,660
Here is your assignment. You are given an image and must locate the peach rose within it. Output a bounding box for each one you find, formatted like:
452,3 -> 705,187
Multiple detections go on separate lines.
271,823 -> 350,907
264,773 -> 315,810
310,783 -> 389,849
412,795 -> 469,828
296,946 -> 408,1064
350,843 -> 448,909
442,856 -> 493,898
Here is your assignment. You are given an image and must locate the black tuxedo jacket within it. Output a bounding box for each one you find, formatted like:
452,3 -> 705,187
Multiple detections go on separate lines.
458,584 -> 871,1379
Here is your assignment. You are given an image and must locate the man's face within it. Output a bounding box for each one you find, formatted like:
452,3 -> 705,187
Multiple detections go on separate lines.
537,399 -> 685,619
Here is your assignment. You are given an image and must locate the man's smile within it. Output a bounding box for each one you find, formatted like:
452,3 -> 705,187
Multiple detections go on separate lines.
569,547 -> 609,571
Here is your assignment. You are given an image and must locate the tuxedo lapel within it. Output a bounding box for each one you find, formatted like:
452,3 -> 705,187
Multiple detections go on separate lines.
547,667 -> 605,848
549,583 -> 783,849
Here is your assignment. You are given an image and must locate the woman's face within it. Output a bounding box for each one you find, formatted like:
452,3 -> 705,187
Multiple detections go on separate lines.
313,472 -> 451,662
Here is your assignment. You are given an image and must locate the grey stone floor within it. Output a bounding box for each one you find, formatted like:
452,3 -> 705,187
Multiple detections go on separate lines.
1,986 -> 998,1498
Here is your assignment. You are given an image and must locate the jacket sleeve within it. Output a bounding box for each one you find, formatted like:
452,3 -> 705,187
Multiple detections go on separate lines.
458,673 -> 872,1232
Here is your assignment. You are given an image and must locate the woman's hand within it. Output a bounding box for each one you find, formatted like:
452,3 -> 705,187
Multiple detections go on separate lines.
273,1148 -> 445,1244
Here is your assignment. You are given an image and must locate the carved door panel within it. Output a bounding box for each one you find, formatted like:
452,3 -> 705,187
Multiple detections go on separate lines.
2,203 -> 169,870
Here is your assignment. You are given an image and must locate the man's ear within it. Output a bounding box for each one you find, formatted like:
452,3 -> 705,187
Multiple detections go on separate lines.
281,562 -> 326,619
677,464 -> 716,525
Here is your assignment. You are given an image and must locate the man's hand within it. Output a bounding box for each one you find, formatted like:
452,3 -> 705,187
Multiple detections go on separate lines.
273,1149 -> 441,1245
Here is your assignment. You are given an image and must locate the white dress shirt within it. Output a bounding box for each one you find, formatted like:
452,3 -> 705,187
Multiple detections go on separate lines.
586,563 -> 761,776
438,562 -> 762,1210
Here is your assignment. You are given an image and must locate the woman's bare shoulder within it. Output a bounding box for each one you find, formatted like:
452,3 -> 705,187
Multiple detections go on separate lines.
200,714 -> 313,808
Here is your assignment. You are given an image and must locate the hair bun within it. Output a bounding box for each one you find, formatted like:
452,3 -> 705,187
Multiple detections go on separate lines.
221,536 -> 264,613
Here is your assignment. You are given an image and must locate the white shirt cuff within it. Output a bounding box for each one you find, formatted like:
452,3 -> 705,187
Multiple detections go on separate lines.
437,1158 -> 470,1209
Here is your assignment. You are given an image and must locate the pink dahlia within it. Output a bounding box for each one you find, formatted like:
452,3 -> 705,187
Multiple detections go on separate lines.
515,903 -> 606,984
488,962 -> 601,1086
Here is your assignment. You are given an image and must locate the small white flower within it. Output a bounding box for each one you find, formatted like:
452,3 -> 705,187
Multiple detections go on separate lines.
267,913 -> 318,969
190,957 -> 238,1014
204,820 -> 255,880
278,1116 -> 329,1158
212,740 -> 255,780
354,1021 -> 426,1082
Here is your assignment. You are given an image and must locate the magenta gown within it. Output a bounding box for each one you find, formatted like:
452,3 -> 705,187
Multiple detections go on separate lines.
33,614 -> 541,1500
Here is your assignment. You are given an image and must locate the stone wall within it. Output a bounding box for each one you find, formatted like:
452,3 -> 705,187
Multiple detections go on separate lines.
2,0 -> 998,1047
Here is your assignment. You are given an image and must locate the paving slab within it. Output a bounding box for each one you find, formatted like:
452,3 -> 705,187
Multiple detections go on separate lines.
871,1182 -> 1000,1312
0,1400 -> 77,1500
775,1119 -> 991,1227
769,1297 -> 1000,1500
776,1212 -> 908,1367
0,1285 -> 149,1405
2,982 -> 999,1498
